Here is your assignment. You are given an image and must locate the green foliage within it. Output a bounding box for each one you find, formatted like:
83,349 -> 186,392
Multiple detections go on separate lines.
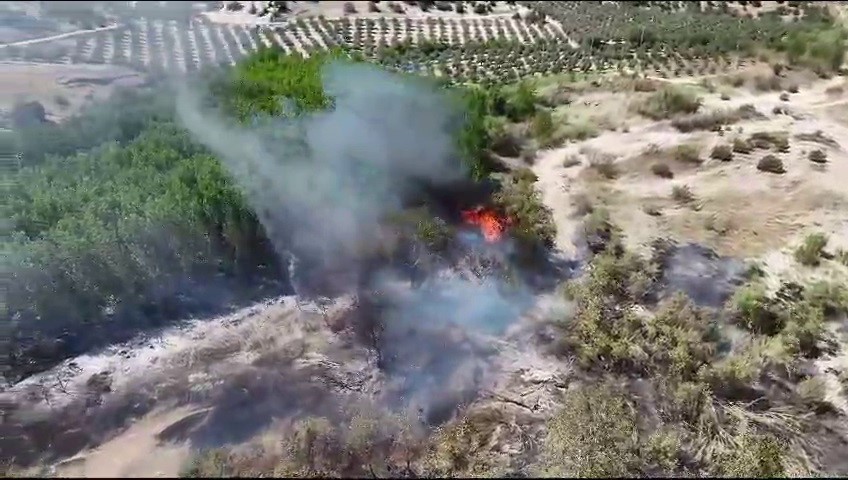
493,174 -> 556,248
5,46 -> 517,383
780,25 -> 847,72
564,250 -> 719,378
385,207 -> 453,252
541,384 -> 642,478
213,47 -> 341,119
12,87 -> 176,167
794,232 -> 828,266
731,283 -> 782,335
457,86 -> 498,179
6,122 -> 268,380
530,109 -> 556,147
504,81 -> 540,121
729,280 -> 836,358
716,432 -> 788,478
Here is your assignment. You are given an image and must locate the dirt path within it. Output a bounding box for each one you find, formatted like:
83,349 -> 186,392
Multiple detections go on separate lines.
52,407 -> 199,478
0,24 -> 120,49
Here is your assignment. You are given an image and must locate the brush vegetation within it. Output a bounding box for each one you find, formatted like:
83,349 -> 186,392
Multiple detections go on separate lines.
4,48 -> 541,384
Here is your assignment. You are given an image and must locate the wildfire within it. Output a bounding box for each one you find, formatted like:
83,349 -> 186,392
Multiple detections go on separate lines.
460,206 -> 512,243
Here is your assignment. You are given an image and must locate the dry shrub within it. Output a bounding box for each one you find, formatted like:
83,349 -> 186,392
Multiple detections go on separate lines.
750,131 -> 790,152
559,118 -> 599,142
808,149 -> 827,164
183,411 -> 435,478
637,86 -> 702,120
643,203 -> 662,216
732,138 -> 753,154
651,162 -> 674,179
795,130 -> 839,149
753,74 -> 783,92
704,212 -> 734,235
671,105 -> 760,133
632,77 -> 660,92
571,192 -> 594,217
757,155 -> 785,174
710,144 -> 733,161
588,152 -> 619,179
562,154 -> 582,168
671,184 -> 696,204
824,84 -> 844,96
794,232 -> 828,267
674,144 -> 702,164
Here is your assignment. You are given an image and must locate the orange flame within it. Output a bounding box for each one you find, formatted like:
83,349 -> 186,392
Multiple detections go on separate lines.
461,206 -> 511,243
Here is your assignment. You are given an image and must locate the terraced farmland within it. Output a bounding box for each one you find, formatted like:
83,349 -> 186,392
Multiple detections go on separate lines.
0,14 -> 569,76
0,1 -> 841,85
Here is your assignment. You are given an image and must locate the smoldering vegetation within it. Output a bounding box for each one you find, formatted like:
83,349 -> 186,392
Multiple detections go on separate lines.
176,60 -> 471,297
1,48 -> 565,471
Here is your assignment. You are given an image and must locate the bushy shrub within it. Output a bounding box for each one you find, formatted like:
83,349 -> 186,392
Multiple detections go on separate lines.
651,162 -> 674,178
757,154 -> 785,173
674,144 -> 702,164
710,144 -> 733,161
637,86 -> 702,120
808,149 -> 827,164
794,232 -> 828,266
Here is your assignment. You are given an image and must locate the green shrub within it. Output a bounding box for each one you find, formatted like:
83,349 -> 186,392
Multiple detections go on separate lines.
541,384 -> 642,478
493,175 -> 556,248
731,283 -> 783,335
794,232 -> 828,266
531,109 -> 557,146
716,432 -> 788,478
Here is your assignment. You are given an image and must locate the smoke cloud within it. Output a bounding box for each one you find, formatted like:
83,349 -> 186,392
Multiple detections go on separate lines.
176,60 -> 535,421
176,61 -> 470,295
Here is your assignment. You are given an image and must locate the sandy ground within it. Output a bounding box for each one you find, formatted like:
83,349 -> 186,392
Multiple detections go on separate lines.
531,72 -> 848,267
0,62 -> 147,122
4,287 -> 572,478
52,407 -> 197,478
528,69 -> 848,435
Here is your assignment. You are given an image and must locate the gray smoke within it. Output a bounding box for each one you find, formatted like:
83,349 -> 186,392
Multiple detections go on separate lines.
176,59 -> 536,423
176,61 -> 468,294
